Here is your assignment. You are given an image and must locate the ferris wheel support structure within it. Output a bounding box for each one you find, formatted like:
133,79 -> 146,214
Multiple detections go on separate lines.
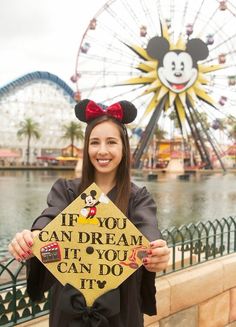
74,0 -> 236,170
185,107 -> 211,167
133,95 -> 167,168
188,103 -> 226,170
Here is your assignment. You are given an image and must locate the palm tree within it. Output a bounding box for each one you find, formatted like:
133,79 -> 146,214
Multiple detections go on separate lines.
169,111 -> 179,129
229,124 -> 236,143
154,126 -> 168,142
148,125 -> 167,167
17,118 -> 40,164
62,122 -> 84,157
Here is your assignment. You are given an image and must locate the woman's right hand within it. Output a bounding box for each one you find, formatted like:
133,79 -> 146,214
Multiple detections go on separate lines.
8,229 -> 40,262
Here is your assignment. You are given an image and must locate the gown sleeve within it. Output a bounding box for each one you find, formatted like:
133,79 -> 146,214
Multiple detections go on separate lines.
27,178 -> 77,301
129,184 -> 162,241
31,178 -> 76,230
129,184 -> 162,316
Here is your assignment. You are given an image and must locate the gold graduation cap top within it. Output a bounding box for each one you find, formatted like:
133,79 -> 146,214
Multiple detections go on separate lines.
32,183 -> 150,306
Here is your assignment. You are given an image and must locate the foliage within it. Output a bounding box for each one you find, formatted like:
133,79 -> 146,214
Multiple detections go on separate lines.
229,124 -> 236,142
154,125 -> 167,141
62,121 -> 84,156
17,118 -> 40,164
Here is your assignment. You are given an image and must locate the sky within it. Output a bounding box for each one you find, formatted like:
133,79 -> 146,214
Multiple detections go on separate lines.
1,0 -> 236,119
0,0 -> 106,89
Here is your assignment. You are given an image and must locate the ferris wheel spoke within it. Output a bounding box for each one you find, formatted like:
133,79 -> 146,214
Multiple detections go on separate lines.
78,69 -> 138,76
89,25 -> 139,54
103,3 -> 143,44
78,52 -> 139,71
75,0 -> 236,169
178,0 -> 189,39
191,0 -> 206,27
102,85 -> 147,103
211,14 -> 236,39
209,32 -> 236,52
169,0 -> 175,26
227,1 -> 236,16
120,0 -> 142,30
139,0 -> 157,36
78,49 -> 137,67
80,33 -> 138,62
198,9 -> 219,39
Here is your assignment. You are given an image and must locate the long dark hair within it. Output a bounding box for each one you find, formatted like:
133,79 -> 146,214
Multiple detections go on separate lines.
78,115 -> 131,214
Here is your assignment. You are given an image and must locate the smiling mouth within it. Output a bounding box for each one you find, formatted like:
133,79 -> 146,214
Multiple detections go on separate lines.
97,159 -> 111,166
167,80 -> 188,90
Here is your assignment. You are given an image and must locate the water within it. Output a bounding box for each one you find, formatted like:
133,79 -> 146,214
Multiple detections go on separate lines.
1,170 -> 236,258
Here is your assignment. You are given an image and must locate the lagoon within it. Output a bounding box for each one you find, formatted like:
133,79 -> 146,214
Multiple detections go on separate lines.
0,170 -> 236,246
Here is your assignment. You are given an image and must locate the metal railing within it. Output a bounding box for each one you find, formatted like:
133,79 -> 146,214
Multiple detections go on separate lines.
160,216 -> 236,275
0,216 -> 236,326
0,260 -> 50,326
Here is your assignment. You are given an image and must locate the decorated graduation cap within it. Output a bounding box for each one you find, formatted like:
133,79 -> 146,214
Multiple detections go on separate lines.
32,183 -> 150,325
74,99 -> 137,124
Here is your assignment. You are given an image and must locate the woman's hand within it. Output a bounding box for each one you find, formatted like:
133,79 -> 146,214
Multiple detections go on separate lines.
143,239 -> 170,272
8,229 -> 40,262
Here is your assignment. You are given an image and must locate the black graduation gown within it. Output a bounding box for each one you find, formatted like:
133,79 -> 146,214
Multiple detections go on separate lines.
27,178 -> 161,327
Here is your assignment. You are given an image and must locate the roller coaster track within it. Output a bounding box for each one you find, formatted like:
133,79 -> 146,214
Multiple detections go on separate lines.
0,71 -> 75,101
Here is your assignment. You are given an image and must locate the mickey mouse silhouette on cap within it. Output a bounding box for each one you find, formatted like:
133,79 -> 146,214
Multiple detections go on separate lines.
74,99 -> 137,124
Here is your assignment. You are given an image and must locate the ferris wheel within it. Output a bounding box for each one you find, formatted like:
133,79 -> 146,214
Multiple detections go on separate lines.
72,0 -> 236,169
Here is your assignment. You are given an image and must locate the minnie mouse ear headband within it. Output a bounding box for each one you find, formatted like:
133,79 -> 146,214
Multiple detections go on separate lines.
74,99 -> 137,124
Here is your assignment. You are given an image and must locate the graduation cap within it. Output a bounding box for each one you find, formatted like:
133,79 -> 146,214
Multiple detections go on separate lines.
32,183 -> 150,325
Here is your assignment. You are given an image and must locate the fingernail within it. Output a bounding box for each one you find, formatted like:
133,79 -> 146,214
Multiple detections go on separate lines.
28,241 -> 33,246
150,242 -> 155,247
27,250 -> 32,255
143,258 -> 148,265
147,250 -> 152,255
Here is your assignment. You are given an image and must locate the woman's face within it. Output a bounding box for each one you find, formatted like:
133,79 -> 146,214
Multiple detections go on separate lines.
88,120 -> 123,178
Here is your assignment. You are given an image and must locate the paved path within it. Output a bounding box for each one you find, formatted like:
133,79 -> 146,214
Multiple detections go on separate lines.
18,316 -> 49,326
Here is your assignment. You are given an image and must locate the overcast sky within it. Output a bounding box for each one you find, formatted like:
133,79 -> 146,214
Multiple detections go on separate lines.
0,0 -> 106,88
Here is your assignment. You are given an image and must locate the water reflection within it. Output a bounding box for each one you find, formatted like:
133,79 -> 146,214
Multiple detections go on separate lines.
0,170 -> 236,239
134,171 -> 236,229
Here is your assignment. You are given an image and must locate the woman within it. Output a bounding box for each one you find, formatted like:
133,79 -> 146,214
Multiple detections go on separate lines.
8,99 -> 170,327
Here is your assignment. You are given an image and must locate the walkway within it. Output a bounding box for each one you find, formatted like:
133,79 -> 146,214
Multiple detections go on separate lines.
18,316 -> 48,327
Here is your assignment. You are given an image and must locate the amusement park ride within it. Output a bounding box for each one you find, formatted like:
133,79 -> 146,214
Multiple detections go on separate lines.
71,0 -> 236,170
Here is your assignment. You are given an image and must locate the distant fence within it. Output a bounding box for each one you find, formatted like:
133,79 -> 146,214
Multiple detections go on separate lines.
1,216 -> 236,326
161,216 -> 236,274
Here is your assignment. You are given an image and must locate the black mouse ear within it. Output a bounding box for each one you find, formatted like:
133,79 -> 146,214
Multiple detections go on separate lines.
186,38 -> 209,61
74,99 -> 91,122
119,101 -> 137,124
81,193 -> 87,200
146,36 -> 170,61
90,190 -> 97,197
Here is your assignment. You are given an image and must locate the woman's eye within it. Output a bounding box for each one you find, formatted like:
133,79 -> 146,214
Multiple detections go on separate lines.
108,140 -> 117,144
90,141 -> 99,145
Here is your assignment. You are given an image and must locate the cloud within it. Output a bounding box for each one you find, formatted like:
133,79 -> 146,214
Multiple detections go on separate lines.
0,0 -> 106,86
0,0 -> 51,40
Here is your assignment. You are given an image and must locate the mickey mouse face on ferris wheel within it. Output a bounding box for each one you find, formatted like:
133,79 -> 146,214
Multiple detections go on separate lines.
146,36 -> 209,93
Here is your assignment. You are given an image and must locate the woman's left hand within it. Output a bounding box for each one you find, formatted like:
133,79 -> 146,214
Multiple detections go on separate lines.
143,239 -> 170,272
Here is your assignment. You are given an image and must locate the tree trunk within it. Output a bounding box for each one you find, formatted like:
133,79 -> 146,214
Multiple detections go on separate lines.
27,135 -> 31,165
71,137 -> 74,157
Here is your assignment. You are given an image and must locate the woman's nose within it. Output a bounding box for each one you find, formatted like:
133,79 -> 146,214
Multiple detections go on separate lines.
98,143 -> 108,154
